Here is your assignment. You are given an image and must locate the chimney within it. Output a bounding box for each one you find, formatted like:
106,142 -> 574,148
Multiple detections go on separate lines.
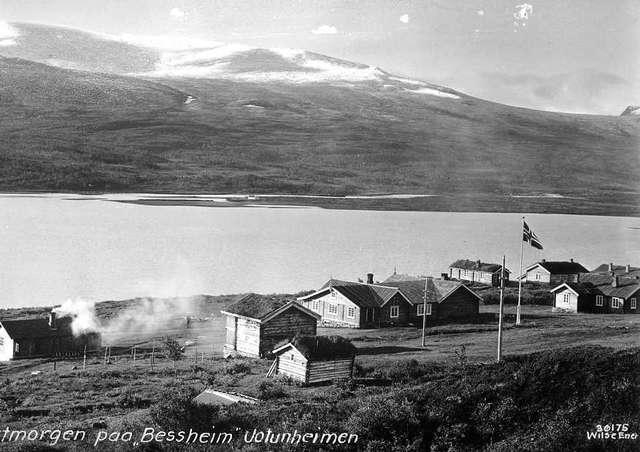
366,273 -> 374,284
570,258 -> 574,263
476,259 -> 481,268
49,311 -> 56,329
626,264 -> 631,274
541,259 -> 546,263
612,275 -> 619,288
609,262 -> 614,272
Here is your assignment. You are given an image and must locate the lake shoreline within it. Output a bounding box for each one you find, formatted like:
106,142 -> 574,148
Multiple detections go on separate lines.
2,191 -> 638,218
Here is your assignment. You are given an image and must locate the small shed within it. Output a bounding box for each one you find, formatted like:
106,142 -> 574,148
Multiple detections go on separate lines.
221,294 -> 320,358
270,335 -> 356,384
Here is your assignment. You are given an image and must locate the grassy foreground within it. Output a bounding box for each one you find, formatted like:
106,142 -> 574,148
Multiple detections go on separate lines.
0,345 -> 639,451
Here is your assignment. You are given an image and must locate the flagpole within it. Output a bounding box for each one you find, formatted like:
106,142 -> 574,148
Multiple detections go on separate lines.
516,216 -> 524,326
497,255 -> 505,362
421,277 -> 427,348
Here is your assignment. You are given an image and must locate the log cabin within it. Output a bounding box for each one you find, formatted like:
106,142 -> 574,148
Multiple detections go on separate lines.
221,294 -> 320,358
298,274 -> 482,328
270,335 -> 356,384
550,274 -> 640,314
0,312 -> 101,361
448,259 -> 510,287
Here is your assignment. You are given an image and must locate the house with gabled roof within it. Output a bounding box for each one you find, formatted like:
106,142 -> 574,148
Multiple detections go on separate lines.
221,293 -> 320,358
0,312 -> 101,361
520,259 -> 588,284
448,259 -> 509,287
550,274 -> 640,314
298,273 -> 482,328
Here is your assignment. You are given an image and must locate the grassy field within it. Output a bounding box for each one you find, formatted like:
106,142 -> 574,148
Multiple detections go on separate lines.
1,303 -> 640,450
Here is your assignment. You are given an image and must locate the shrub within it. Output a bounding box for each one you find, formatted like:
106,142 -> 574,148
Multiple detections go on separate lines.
256,380 -> 287,400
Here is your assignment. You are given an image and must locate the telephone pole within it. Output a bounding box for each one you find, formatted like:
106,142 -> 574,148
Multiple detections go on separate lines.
497,255 -> 506,362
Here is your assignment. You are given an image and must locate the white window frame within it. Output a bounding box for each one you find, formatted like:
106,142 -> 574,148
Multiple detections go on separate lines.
595,295 -> 603,307
313,300 -> 320,311
563,293 -> 570,303
425,303 -> 432,316
417,304 -> 424,316
390,305 -> 400,318
612,297 -> 623,309
328,303 -> 337,314
631,298 -> 637,310
346,307 -> 355,318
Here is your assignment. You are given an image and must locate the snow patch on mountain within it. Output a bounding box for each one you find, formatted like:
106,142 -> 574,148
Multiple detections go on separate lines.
404,87 -> 460,99
0,21 -> 19,46
144,45 -> 387,83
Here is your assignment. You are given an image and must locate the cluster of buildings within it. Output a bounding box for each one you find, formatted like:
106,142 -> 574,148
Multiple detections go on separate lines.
2,258 -> 637,369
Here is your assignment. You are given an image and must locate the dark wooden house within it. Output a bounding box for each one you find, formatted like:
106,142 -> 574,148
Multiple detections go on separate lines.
221,294 -> 320,358
520,259 -> 588,284
551,274 -> 640,314
270,335 -> 356,384
0,312 -> 101,361
299,274 -> 482,328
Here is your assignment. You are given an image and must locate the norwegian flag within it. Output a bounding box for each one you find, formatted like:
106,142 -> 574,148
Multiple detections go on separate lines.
523,221 -> 543,250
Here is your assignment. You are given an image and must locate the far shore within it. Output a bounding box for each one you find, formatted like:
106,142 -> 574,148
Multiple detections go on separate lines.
2,191 -> 637,217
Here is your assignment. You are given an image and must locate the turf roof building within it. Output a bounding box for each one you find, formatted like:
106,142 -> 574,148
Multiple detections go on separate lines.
298,274 -> 482,328
221,294 -> 320,358
551,274 -> 640,314
271,335 -> 356,384
0,312 -> 100,361
448,259 -> 510,287
520,259 -> 588,284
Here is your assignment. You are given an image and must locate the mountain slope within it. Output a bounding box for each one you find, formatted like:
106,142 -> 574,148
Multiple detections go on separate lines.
0,23 -> 639,215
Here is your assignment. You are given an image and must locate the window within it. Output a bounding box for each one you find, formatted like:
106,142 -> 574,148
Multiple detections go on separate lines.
390,305 -> 400,318
313,300 -> 320,311
425,303 -> 432,316
563,293 -> 570,303
631,298 -> 637,310
535,273 -> 540,280
596,295 -> 603,307
417,304 -> 424,316
612,297 -> 623,309
328,303 -> 337,314
347,307 -> 355,318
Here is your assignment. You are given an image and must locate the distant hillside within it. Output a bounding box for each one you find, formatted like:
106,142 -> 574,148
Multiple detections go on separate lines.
1,23 -> 639,215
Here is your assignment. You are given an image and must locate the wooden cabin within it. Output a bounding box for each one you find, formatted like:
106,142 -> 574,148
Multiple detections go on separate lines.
520,260 -> 588,284
0,312 -> 101,361
448,259 -> 509,287
221,294 -> 320,358
550,274 -> 640,314
299,274 -> 481,328
270,335 -> 356,384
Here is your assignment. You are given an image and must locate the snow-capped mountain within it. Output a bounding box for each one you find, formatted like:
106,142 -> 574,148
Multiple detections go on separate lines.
621,105 -> 640,116
0,22 -> 460,98
0,22 -> 638,216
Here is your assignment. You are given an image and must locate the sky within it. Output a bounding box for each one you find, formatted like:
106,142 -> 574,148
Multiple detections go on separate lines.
0,0 -> 639,115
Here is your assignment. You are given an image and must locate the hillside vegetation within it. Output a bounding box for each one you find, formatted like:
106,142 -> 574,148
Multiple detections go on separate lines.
0,346 -> 639,451
1,23 -> 639,215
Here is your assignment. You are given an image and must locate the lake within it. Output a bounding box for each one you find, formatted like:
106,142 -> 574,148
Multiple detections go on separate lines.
1,194 -> 639,308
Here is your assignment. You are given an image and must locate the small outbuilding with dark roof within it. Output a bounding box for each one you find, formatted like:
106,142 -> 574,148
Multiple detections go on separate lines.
221,294 -> 320,358
270,335 -> 356,384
